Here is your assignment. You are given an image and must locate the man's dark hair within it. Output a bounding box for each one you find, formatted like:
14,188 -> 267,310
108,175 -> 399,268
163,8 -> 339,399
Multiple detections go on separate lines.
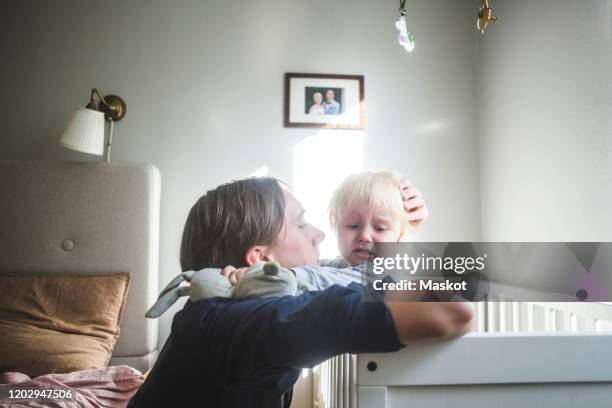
180,177 -> 285,271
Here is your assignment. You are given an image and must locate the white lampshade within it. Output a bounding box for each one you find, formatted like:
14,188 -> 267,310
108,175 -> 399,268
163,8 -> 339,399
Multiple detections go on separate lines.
59,107 -> 105,156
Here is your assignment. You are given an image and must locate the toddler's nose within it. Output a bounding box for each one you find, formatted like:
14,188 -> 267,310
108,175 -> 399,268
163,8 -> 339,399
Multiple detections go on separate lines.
356,228 -> 372,244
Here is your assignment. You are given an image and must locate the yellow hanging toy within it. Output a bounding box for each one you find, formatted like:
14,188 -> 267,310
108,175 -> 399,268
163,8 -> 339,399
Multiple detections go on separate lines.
477,0 -> 498,34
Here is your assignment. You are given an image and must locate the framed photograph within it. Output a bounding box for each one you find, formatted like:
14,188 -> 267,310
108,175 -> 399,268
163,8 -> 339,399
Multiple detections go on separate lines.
284,73 -> 364,129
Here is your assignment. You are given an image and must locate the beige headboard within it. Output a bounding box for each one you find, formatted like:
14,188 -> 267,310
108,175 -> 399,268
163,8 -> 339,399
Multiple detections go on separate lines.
0,160 -> 160,372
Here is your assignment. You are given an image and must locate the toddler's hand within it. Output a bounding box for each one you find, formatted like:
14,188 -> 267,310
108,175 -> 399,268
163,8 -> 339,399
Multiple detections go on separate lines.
399,179 -> 429,228
220,265 -> 249,286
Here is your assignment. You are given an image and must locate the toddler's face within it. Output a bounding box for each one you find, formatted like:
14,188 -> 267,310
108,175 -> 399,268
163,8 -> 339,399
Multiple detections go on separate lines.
336,207 -> 402,266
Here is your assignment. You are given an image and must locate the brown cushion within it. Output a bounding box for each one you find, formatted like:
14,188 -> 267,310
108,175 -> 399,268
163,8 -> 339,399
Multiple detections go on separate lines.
0,273 -> 130,377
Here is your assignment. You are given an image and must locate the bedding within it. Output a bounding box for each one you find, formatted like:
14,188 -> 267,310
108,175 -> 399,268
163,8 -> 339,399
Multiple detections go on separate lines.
0,365 -> 144,408
0,273 -> 130,377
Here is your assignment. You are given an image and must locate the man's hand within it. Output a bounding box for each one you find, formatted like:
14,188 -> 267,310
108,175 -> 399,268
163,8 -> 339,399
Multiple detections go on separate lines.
399,179 -> 429,228
220,265 -> 249,286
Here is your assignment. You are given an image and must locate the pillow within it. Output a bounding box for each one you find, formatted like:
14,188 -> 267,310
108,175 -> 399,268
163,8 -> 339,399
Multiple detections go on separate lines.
0,273 -> 130,377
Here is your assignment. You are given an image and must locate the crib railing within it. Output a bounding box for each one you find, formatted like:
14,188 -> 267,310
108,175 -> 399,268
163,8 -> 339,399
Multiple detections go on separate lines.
474,299 -> 612,333
356,332 -> 612,408
314,297 -> 612,408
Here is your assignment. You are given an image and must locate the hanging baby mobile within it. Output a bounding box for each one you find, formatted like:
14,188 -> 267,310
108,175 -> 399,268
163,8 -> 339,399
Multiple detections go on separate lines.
395,0 -> 499,53
477,0 -> 498,34
395,0 -> 415,52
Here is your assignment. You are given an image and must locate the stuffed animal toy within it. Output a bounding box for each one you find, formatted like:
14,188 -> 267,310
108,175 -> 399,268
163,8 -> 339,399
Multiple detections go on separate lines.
145,261 -> 304,318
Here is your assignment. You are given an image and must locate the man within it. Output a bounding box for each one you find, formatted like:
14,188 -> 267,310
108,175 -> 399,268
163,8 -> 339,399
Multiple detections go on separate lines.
129,177 -> 473,408
323,89 -> 341,114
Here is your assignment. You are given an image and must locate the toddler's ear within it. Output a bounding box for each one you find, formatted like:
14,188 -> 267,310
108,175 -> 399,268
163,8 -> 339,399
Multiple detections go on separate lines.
245,245 -> 272,266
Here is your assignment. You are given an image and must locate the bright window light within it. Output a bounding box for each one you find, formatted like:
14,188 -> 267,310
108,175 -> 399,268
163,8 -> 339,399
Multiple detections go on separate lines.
293,131 -> 364,260
249,166 -> 269,177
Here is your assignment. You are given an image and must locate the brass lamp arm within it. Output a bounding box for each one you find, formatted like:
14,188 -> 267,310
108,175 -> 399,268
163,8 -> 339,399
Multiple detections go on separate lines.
88,88 -> 111,110
86,88 -> 127,122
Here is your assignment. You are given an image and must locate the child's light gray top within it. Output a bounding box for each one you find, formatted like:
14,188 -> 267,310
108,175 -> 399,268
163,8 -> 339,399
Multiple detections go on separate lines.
292,264 -> 365,291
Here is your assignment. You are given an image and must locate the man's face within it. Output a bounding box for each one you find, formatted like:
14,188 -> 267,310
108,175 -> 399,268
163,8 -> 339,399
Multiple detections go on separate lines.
336,206 -> 402,267
325,90 -> 334,101
266,190 -> 325,267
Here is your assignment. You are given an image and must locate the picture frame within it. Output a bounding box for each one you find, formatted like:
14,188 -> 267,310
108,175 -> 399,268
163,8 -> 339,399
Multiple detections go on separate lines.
284,73 -> 365,129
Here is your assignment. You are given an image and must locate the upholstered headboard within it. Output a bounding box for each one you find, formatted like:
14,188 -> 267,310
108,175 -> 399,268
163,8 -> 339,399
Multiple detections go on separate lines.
0,160 -> 160,372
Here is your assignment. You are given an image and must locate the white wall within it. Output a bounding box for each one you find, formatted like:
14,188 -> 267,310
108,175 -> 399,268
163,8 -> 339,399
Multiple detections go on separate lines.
0,0 -> 481,352
479,0 -> 612,241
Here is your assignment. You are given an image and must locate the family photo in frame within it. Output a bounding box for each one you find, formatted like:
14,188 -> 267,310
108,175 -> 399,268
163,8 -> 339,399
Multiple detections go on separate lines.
284,73 -> 365,129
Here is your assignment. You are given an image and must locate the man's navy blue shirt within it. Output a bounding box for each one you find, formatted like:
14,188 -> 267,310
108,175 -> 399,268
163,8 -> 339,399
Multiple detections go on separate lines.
128,283 -> 402,408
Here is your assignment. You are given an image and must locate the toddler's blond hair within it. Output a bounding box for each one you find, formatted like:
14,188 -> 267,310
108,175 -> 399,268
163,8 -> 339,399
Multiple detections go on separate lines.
329,170 -> 415,236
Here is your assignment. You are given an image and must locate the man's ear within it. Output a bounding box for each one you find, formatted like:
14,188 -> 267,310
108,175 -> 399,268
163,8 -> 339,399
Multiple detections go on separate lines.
245,245 -> 272,266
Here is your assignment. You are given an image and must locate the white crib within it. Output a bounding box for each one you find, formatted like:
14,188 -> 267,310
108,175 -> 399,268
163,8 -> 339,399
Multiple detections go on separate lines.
314,300 -> 612,408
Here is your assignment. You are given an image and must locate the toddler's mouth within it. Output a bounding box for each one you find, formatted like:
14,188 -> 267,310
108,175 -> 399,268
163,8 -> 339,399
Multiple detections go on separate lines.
352,248 -> 375,260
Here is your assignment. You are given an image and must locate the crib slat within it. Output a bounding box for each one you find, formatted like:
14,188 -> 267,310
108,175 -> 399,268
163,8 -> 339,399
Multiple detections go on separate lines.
475,302 -> 486,332
533,304 -> 546,331
331,357 -> 337,408
488,300 -> 498,332
554,309 -> 571,332
512,302 -> 520,332
526,303 -> 534,331
576,315 -> 595,332
518,303 -> 529,332
547,307 -> 556,331
498,301 -> 507,332
597,320 -> 612,332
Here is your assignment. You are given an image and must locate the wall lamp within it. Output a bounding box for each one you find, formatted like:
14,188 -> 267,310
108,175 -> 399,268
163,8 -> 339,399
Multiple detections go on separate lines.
59,88 -> 127,162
